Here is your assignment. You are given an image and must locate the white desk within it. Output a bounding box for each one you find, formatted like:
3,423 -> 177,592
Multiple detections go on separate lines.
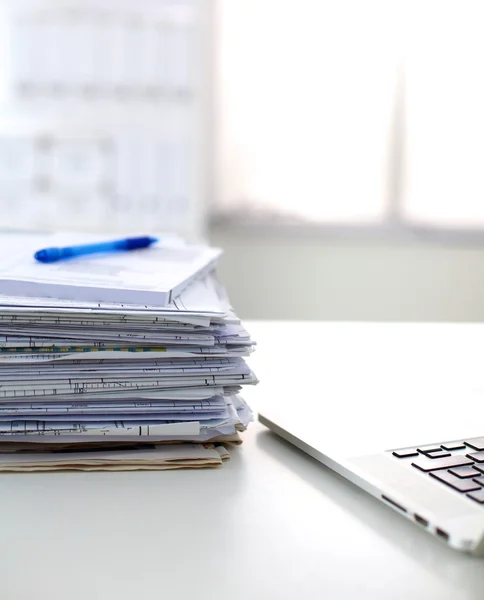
2,321 -> 484,600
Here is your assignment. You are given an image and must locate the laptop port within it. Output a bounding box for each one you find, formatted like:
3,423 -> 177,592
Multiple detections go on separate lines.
435,528 -> 450,541
414,514 -> 429,527
382,495 -> 407,513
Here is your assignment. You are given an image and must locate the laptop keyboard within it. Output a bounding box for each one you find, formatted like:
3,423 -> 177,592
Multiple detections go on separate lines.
390,437 -> 484,504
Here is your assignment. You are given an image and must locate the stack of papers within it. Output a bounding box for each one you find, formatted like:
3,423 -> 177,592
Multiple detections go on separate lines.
0,235 -> 257,472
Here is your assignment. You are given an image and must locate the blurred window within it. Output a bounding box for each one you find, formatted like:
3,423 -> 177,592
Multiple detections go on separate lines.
214,0 -> 484,233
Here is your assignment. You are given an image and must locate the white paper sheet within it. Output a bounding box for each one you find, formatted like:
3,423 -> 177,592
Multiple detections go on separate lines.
0,419 -> 201,436
0,397 -> 226,415
0,232 -> 223,305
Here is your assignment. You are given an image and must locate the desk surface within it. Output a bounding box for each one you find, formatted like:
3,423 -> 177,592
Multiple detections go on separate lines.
2,321 -> 484,600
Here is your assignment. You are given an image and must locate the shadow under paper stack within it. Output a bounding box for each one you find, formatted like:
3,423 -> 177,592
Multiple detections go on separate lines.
0,243 -> 257,472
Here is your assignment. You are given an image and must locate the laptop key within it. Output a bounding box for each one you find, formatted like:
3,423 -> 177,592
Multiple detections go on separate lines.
417,446 -> 444,454
441,442 -> 466,451
423,451 -> 452,459
392,449 -> 419,458
466,452 -> 484,463
464,438 -> 484,451
412,454 -> 474,472
467,489 -> 484,504
448,466 -> 481,478
473,476 -> 484,486
429,471 -> 482,492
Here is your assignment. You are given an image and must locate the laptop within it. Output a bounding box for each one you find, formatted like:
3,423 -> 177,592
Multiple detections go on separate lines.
255,321 -> 484,556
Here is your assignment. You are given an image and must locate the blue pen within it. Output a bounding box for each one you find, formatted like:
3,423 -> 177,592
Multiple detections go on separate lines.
34,236 -> 159,263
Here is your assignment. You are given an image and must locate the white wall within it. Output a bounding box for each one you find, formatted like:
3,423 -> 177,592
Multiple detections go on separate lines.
210,227 -> 484,322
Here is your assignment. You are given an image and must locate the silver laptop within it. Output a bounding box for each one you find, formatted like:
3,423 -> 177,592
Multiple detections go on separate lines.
255,321 -> 484,556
